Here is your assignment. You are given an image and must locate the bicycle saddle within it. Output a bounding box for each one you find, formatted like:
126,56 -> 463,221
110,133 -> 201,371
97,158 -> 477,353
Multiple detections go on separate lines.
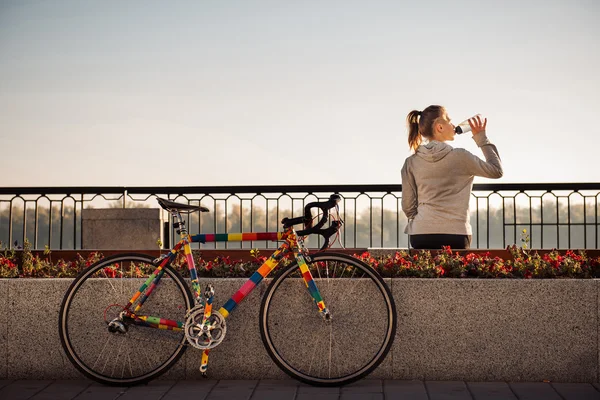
157,197 -> 210,213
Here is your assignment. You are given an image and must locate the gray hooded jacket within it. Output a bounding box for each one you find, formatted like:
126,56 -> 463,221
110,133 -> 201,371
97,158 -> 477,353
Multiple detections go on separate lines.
401,132 -> 503,235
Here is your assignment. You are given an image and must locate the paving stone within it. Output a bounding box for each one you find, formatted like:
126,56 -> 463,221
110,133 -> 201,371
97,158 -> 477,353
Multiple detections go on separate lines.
296,393 -> 342,400
160,380 -> 218,400
117,380 -> 177,400
1,378 -> 600,400
339,379 -> 384,400
383,380 -> 428,399
341,379 -> 383,393
72,383 -> 130,400
0,380 -> 53,400
205,379 -> 258,400
251,380 -> 298,400
551,383 -> 600,400
426,381 -> 472,400
297,384 -> 341,400
467,382 -> 517,400
341,394 -> 384,400
30,380 -> 93,400
508,382 -> 563,400
0,379 -> 15,390
297,384 -> 341,394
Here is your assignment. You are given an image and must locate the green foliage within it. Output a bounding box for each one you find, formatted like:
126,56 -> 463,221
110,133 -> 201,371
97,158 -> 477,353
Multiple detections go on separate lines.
0,239 -> 103,278
0,241 -> 18,278
1,243 -> 599,279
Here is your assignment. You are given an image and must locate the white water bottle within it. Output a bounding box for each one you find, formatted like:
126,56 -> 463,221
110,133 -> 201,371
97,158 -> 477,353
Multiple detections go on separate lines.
455,114 -> 482,134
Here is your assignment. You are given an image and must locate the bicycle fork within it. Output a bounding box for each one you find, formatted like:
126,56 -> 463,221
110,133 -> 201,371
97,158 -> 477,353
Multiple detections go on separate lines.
290,233 -> 331,321
296,254 -> 331,321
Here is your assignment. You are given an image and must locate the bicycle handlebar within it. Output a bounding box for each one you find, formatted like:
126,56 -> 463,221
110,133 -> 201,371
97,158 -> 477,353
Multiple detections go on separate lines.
281,194 -> 342,250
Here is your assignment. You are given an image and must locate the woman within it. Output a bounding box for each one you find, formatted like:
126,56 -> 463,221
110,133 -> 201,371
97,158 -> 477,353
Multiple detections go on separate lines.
401,105 -> 503,249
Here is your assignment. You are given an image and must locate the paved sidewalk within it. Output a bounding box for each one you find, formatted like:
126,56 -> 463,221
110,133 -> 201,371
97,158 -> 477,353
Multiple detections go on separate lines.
1,379 -> 599,400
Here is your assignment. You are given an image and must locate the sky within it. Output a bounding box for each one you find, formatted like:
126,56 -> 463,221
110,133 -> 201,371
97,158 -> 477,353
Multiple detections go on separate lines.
1,0 -> 599,188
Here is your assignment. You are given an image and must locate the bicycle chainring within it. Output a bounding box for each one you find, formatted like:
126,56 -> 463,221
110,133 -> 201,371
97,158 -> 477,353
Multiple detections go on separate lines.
184,305 -> 227,350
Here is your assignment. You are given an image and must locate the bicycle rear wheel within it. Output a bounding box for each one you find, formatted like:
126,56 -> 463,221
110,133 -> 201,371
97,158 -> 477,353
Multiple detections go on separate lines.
59,253 -> 194,386
259,252 -> 396,386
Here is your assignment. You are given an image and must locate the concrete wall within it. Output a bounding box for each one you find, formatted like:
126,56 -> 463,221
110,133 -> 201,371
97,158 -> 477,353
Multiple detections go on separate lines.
82,208 -> 163,250
1,278 -> 597,382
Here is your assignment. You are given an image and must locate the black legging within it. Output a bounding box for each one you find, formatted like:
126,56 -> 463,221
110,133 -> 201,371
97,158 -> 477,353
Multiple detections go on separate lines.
409,234 -> 472,250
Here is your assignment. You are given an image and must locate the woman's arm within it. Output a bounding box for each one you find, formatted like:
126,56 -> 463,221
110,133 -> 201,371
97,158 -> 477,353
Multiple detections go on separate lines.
401,161 -> 418,219
467,116 -> 503,178
468,131 -> 503,178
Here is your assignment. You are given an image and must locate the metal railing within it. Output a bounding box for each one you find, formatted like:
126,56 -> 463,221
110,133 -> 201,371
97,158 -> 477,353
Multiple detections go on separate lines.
1,183 -> 599,250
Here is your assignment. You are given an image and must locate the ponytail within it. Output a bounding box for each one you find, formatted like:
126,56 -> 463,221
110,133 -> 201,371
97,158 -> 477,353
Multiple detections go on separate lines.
406,110 -> 422,152
405,105 -> 445,152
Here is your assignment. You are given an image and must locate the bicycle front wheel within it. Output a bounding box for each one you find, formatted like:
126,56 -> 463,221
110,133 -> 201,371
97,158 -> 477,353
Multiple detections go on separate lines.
59,253 -> 194,386
260,252 -> 396,386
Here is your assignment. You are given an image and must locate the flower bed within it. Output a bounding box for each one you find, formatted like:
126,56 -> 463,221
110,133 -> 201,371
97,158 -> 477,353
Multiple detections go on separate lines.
355,246 -> 600,279
2,238 -> 600,279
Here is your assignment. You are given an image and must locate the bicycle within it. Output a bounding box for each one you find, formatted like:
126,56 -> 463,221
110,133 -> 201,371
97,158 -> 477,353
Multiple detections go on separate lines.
59,194 -> 397,387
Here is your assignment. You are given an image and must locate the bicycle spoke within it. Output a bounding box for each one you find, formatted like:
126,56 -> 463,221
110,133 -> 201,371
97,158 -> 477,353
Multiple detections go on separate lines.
111,336 -> 125,378
126,352 -> 134,379
101,268 -> 118,295
92,335 -> 112,373
121,344 -> 127,379
307,329 -> 321,375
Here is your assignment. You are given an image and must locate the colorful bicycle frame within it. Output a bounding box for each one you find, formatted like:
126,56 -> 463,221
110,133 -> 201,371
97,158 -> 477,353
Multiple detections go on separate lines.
119,197 -> 336,374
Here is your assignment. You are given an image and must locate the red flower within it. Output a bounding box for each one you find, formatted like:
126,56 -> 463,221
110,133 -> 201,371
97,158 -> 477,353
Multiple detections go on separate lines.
435,265 -> 446,276
103,267 -> 117,278
0,258 -> 16,270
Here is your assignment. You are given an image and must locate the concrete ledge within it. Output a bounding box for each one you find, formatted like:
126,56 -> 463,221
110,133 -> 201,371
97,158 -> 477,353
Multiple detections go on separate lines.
0,279 -> 597,382
392,279 -> 597,382
82,208 -> 163,250
0,280 -> 7,379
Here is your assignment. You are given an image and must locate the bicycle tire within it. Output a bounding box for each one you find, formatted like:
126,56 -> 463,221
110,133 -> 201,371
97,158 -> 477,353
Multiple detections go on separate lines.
259,252 -> 396,386
59,253 -> 194,386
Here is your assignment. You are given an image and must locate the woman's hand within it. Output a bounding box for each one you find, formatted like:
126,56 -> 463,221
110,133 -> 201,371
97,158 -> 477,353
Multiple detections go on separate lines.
468,115 -> 487,136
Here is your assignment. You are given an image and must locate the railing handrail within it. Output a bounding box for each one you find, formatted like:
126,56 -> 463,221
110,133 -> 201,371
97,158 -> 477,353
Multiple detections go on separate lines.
2,182 -> 600,196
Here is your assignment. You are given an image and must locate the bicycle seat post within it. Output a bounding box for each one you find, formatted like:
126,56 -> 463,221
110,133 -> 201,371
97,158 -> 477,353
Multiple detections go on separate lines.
171,210 -> 188,237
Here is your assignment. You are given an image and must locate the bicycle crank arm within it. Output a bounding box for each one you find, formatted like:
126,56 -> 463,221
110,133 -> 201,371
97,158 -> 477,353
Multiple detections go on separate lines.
200,349 -> 210,376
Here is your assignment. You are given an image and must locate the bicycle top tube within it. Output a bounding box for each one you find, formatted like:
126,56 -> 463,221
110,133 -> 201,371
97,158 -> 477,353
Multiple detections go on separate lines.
190,232 -> 284,243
